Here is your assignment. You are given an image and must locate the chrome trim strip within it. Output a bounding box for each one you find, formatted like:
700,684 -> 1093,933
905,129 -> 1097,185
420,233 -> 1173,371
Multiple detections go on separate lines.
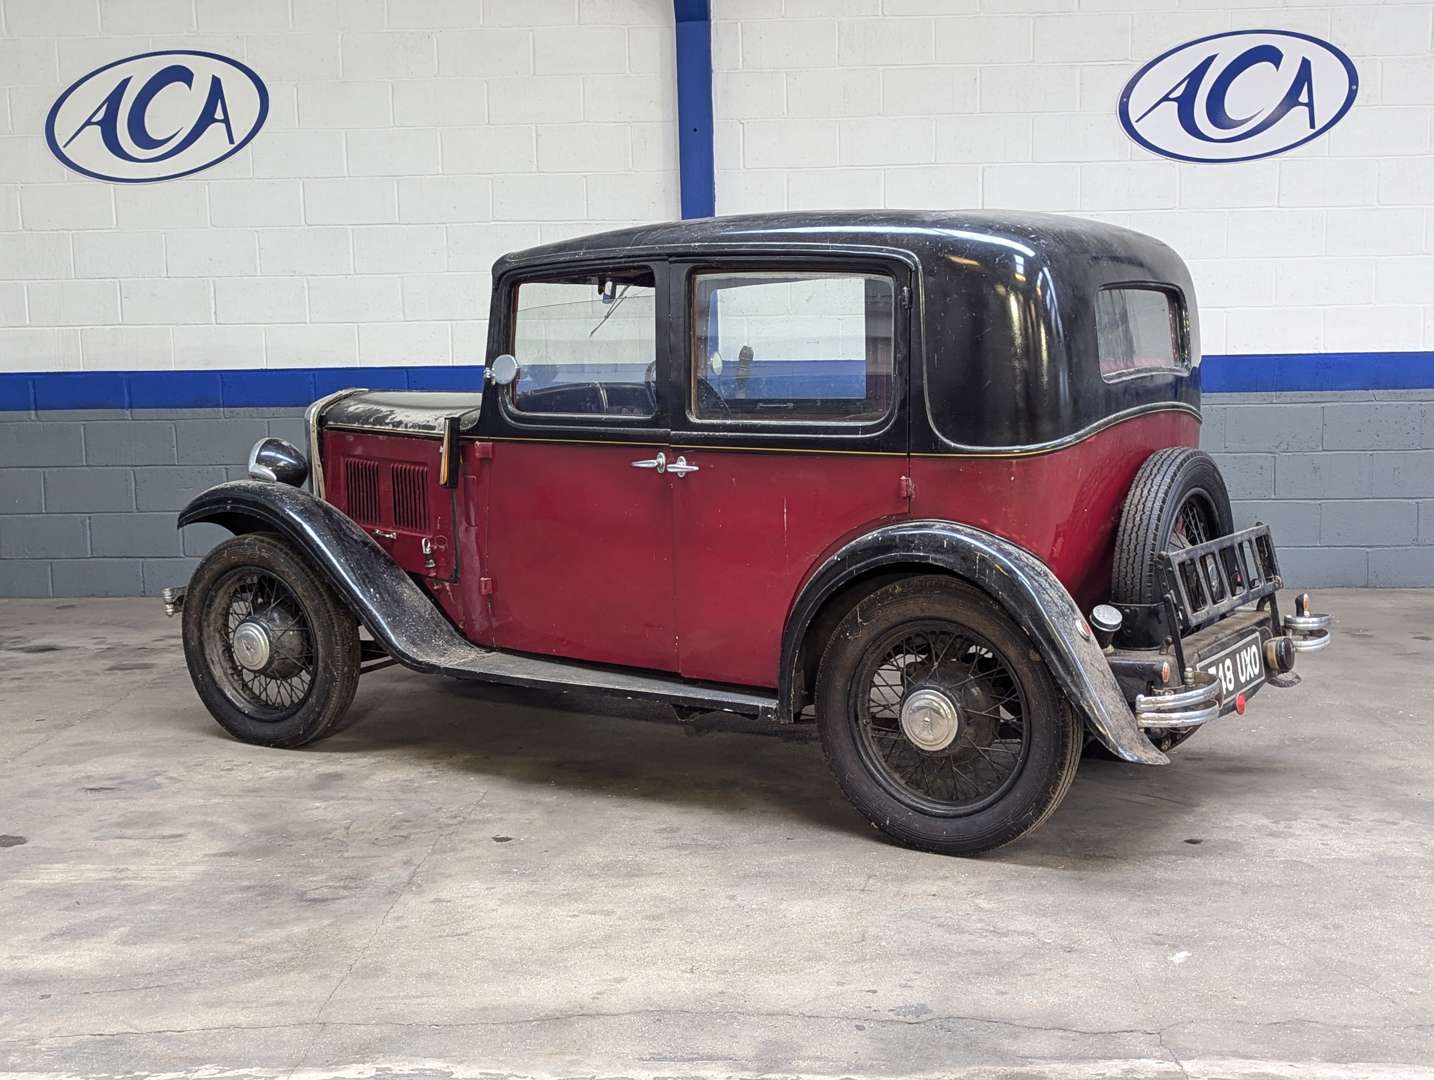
924,401 -> 1201,459
246,437 -> 274,482
305,387 -> 369,500
456,404 -> 1201,460
324,422 -> 446,440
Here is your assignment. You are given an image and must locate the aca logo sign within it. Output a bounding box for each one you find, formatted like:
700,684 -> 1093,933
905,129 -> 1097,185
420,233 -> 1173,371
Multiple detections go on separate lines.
46,50 -> 268,183
1120,30 -> 1358,164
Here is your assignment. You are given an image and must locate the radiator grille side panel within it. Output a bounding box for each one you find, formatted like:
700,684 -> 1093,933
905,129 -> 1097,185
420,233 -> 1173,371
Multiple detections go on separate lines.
323,429 -> 456,583
345,458 -> 381,524
392,463 -> 430,532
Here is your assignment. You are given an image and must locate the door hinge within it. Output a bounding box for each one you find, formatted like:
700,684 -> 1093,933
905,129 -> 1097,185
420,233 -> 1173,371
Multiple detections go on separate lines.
899,475 -> 916,500
479,576 -> 494,596
900,285 -> 912,310
474,441 -> 494,460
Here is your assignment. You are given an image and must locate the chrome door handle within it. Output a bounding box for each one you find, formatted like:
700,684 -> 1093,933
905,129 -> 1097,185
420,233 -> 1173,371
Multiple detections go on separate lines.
666,456 -> 699,477
631,452 -> 666,473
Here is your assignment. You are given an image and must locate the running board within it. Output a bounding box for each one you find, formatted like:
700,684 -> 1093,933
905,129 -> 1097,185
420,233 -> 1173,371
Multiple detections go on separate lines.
424,644 -> 779,720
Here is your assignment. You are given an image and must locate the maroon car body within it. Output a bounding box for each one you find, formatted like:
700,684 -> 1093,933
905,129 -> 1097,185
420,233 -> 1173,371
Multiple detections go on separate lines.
171,212 -> 1333,853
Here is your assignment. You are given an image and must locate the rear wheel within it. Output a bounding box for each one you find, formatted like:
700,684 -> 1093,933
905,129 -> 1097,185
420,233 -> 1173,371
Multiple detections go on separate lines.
182,533 -> 360,748
1110,448 -> 1234,753
815,577 -> 1081,855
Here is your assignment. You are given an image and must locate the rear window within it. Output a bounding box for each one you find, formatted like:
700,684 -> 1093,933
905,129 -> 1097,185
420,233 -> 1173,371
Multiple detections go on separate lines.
1095,287 -> 1185,381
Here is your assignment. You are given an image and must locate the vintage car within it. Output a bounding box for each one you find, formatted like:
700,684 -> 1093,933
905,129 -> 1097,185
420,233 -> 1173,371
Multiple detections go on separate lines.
165,211 -> 1332,855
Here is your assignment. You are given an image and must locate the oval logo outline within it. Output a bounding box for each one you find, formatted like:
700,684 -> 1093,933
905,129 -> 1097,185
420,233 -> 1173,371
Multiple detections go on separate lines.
1119,29 -> 1359,165
45,49 -> 269,184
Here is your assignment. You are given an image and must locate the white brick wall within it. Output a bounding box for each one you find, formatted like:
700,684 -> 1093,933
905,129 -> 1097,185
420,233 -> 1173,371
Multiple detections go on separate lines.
0,0 -> 679,373
715,0 -> 1434,358
7,1 -> 1434,375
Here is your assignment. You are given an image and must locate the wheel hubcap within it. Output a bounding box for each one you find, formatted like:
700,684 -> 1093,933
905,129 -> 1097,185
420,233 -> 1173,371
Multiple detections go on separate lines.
900,687 -> 961,752
231,620 -> 271,672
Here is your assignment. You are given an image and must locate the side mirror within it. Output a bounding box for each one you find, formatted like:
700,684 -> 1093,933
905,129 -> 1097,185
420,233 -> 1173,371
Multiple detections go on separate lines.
488,353 -> 519,387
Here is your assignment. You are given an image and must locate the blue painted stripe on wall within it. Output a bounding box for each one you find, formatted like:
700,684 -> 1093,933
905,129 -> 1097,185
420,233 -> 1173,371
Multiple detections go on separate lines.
2,365 -> 487,412
1198,351 -> 1434,392
673,0 -> 715,220
3,353 -> 1432,412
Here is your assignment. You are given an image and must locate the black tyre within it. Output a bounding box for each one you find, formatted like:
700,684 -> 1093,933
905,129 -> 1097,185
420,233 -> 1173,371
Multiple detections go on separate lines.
1109,448 -> 1233,754
815,576 -> 1081,855
1111,447 -> 1234,607
182,533 -> 360,749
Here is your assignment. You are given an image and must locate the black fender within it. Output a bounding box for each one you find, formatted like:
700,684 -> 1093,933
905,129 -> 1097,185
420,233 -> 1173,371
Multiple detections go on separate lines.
779,520 -> 1169,766
179,480 -> 465,674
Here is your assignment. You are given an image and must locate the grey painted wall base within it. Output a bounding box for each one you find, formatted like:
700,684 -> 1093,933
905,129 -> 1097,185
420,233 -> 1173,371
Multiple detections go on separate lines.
0,407 -> 307,599
2,391 -> 1433,597
1202,390 -> 1434,588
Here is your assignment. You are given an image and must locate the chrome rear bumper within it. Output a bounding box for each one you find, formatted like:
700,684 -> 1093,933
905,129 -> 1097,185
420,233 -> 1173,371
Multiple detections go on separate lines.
1123,592 -> 1333,733
1284,594 -> 1332,652
161,586 -> 186,618
1134,670 -> 1223,729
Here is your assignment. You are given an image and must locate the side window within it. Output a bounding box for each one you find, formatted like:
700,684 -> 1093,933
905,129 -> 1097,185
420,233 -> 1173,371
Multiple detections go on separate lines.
689,270 -> 895,423
1095,286 -> 1185,381
509,268 -> 657,418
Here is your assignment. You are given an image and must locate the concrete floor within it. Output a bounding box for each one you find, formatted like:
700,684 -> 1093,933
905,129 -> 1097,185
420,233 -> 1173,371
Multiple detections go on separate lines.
1,589 -> 1432,1080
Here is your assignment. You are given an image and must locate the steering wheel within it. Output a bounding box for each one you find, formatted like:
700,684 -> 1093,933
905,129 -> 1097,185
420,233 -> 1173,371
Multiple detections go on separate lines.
585,382 -> 609,415
643,360 -> 658,411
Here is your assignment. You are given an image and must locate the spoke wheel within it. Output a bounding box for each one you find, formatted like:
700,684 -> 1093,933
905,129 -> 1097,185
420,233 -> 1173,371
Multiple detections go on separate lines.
1169,489 -> 1220,551
182,533 -> 360,749
854,621 -> 1031,817
205,567 -> 316,720
816,576 -> 1081,855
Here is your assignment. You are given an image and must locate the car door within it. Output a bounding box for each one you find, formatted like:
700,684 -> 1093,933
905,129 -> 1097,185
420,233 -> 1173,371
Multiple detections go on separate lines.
667,257 -> 914,689
478,261 -> 679,673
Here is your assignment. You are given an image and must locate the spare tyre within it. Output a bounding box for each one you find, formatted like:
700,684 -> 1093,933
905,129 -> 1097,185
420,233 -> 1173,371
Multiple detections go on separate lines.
1112,447 -> 1234,607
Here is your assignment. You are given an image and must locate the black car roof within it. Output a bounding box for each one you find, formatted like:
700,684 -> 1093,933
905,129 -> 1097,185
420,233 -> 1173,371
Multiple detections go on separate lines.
496,210 -> 1176,271
493,209 -> 1199,453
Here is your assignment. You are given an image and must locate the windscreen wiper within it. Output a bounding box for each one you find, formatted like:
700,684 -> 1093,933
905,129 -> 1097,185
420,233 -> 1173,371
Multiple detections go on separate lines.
589,284 -> 632,338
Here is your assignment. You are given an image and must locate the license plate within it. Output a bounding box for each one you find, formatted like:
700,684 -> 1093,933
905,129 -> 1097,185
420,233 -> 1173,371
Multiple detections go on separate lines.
1201,632 -> 1265,700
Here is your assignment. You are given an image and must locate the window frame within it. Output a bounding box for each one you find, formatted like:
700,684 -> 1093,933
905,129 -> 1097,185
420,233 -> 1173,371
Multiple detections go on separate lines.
493,258 -> 668,431
1093,282 -> 1191,386
677,258 -> 906,434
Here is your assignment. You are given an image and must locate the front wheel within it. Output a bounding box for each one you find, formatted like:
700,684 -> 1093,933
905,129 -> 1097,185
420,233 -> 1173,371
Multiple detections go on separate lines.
815,577 -> 1081,855
181,533 -> 360,748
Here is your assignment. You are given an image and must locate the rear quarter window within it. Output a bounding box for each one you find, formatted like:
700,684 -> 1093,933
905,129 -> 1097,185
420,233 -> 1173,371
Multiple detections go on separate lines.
1095,286 -> 1186,381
